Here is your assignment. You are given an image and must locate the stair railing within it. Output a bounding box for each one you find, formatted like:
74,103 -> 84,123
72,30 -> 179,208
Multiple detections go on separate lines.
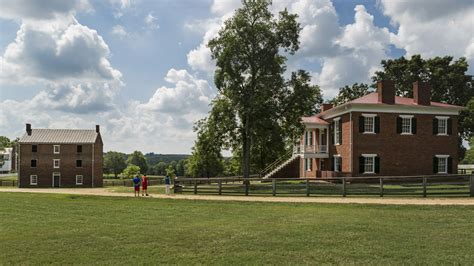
260,149 -> 294,178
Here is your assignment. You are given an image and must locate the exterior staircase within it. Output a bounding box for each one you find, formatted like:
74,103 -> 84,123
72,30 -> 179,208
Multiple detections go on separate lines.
261,150 -> 300,179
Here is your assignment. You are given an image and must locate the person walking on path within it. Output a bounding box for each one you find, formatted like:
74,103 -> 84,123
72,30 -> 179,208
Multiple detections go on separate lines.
142,174 -> 149,196
133,175 -> 141,197
164,175 -> 171,195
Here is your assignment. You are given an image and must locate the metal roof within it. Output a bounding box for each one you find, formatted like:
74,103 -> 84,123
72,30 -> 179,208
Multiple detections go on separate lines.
18,129 -> 98,144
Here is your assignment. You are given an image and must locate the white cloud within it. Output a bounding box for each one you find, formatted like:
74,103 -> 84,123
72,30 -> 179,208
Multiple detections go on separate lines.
0,0 -> 92,20
111,25 -> 128,37
144,12 -> 159,30
380,0 -> 474,71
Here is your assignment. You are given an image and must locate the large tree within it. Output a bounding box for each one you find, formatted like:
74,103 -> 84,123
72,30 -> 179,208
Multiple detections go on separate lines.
104,151 -> 127,179
0,136 -> 11,150
207,0 -> 321,178
330,83 -> 372,106
372,55 -> 474,158
126,151 -> 148,174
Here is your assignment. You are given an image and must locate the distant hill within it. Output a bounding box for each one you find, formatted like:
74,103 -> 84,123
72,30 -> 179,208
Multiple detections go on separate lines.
145,153 -> 190,165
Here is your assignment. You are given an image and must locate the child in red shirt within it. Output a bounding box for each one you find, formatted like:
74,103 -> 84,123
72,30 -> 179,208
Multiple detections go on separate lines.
142,174 -> 149,196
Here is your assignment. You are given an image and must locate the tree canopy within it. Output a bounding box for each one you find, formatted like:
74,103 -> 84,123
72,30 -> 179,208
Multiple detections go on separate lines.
330,83 -> 372,106
205,0 -> 321,178
126,151 -> 148,174
104,151 -> 127,179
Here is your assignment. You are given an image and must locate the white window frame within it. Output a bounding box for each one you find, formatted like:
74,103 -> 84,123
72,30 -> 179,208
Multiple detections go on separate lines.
30,175 -> 38,185
362,154 -> 377,174
334,118 -> 340,145
305,158 -> 312,171
362,114 -> 376,134
305,131 -> 313,146
435,155 -> 449,174
333,155 -> 341,172
436,116 -> 448,136
400,115 -> 413,135
53,159 -> 60,169
53,145 -> 60,154
76,175 -> 83,185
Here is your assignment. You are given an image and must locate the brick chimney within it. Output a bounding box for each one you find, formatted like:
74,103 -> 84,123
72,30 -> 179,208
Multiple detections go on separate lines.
321,103 -> 333,112
26,123 -> 32,136
377,80 -> 395,104
413,81 -> 431,106
96,125 -> 100,133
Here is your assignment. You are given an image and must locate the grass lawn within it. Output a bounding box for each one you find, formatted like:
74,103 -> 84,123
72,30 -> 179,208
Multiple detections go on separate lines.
1,193 -> 473,264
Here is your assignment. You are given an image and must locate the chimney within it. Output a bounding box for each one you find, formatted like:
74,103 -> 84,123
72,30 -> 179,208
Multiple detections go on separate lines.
413,81 -> 431,106
26,124 -> 32,136
96,125 -> 100,133
377,80 -> 395,104
321,103 -> 333,112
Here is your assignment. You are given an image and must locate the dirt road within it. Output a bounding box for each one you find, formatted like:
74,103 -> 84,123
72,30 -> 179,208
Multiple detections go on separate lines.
1,187 -> 473,205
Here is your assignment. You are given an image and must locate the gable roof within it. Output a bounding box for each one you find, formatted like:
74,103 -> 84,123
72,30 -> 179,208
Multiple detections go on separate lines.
18,129 -> 99,144
301,116 -> 329,125
348,92 -> 463,108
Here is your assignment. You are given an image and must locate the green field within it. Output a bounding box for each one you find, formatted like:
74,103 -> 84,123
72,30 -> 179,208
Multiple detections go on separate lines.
0,193 -> 473,264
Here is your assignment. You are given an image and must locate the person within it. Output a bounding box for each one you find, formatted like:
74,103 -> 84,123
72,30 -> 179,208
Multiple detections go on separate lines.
142,174 -> 149,196
164,175 -> 171,195
132,175 -> 141,197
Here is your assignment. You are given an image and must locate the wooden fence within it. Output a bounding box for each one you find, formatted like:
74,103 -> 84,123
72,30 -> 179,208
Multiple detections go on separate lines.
0,180 -> 17,187
174,174 -> 474,197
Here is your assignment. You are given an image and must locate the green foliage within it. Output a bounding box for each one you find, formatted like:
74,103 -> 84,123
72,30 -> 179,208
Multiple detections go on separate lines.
165,165 -> 176,178
103,151 -> 127,178
122,164 -> 141,178
372,55 -> 473,106
330,83 -> 372,106
461,137 -> 474,164
0,136 -> 11,150
126,150 -> 148,174
207,0 -> 321,177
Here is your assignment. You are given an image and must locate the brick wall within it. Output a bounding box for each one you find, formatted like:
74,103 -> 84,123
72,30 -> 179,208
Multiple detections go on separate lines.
19,142 -> 103,188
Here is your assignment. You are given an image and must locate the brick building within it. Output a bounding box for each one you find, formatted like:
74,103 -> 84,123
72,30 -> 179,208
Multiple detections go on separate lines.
18,124 -> 103,188
268,81 -> 465,178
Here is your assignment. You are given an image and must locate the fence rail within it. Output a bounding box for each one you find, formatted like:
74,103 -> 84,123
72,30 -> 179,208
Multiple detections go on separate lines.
174,174 -> 474,197
0,180 -> 17,187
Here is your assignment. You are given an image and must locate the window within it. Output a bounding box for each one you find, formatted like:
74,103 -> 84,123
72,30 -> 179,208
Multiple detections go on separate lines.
435,156 -> 449,174
400,115 -> 413,134
76,175 -> 83,185
31,159 -> 37,168
76,160 -> 82,168
3,154 -> 9,160
53,159 -> 60,168
334,118 -> 340,145
32,145 -> 37,153
438,118 -> 448,135
364,116 -> 375,133
305,158 -> 312,171
30,175 -> 38,185
53,145 -> 60,154
77,145 -> 83,153
363,155 -> 376,174
333,155 -> 341,172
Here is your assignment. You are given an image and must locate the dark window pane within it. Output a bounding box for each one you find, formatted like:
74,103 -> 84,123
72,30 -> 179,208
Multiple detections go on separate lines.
32,145 -> 37,152
31,160 -> 37,167
77,145 -> 82,153
76,160 -> 82,167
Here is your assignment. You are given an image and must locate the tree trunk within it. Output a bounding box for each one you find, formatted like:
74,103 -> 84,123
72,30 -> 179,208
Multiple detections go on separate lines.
242,114 -> 251,180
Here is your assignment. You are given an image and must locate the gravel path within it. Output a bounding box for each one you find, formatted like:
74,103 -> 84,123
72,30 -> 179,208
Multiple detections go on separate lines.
1,188 -> 473,205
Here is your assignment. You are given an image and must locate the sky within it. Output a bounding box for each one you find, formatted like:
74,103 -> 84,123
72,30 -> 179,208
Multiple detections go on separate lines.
0,0 -> 473,154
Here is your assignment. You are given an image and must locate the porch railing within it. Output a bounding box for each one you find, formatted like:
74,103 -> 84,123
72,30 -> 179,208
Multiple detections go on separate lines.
294,145 -> 327,154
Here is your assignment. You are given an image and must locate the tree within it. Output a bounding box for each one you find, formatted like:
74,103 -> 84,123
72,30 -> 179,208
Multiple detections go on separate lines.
187,118 -> 225,178
165,165 -> 176,178
175,160 -> 186,176
104,151 -> 127,179
461,137 -> 474,164
372,55 -> 474,158
330,83 -> 372,106
0,136 -> 11,150
122,164 -> 141,178
126,151 -> 148,174
207,0 -> 321,178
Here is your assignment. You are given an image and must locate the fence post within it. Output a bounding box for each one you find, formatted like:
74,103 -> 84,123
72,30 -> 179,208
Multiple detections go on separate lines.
470,175 -> 474,197
194,180 -> 197,195
379,178 -> 384,197
342,178 -> 346,197
422,177 -> 427,198
306,179 -> 310,197
272,179 -> 276,196
218,180 -> 222,195
245,180 -> 249,196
